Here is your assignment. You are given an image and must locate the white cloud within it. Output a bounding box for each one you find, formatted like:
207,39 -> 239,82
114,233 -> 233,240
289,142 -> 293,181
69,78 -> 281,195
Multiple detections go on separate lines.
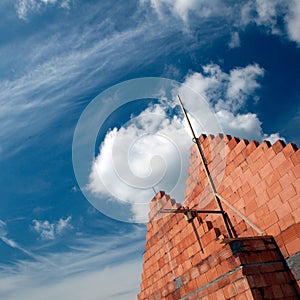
180,64 -> 284,143
239,0 -> 300,45
87,63 -> 283,222
88,104 -> 191,222
228,32 -> 241,48
225,64 -> 264,111
142,0 -> 300,46
32,216 -> 73,240
254,0 -> 280,30
285,0 -> 300,45
181,63 -> 264,113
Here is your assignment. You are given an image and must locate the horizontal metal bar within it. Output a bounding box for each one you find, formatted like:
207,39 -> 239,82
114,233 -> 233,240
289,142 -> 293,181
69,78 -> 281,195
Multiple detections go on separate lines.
215,193 -> 265,236
160,209 -> 223,214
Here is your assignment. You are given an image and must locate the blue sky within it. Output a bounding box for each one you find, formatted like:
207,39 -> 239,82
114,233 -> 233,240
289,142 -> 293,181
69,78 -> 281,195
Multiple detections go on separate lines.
0,0 -> 299,299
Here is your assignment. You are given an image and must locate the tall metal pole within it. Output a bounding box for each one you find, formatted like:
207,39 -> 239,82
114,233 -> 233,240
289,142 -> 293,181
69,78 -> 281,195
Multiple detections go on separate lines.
177,95 -> 233,238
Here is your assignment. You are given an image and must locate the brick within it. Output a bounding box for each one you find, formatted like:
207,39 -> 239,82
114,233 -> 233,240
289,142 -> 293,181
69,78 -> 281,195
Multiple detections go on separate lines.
259,162 -> 273,179
223,284 -> 237,298
271,285 -> 284,298
263,211 -> 278,228
286,237 -> 300,257
280,283 -> 298,297
267,222 -> 281,236
233,153 -> 245,167
292,177 -> 300,194
234,139 -> 249,154
278,213 -> 295,231
272,139 -> 286,153
275,200 -> 292,219
291,207 -> 300,223
266,195 -> 282,212
249,156 -> 265,174
290,149 -> 300,166
249,143 -> 266,163
266,181 -> 283,199
245,199 -> 258,216
186,279 -> 198,294
227,137 -> 240,150
234,279 -> 250,293
293,163 -> 300,178
214,288 -> 226,300
196,273 -> 208,288
279,184 -> 296,202
281,226 -> 299,244
277,159 -> 294,176
223,135 -> 232,143
235,292 -> 248,300
264,146 -> 276,163
270,152 -> 286,170
243,140 -> 259,157
265,169 -> 281,187
254,180 -> 268,198
279,171 -> 296,189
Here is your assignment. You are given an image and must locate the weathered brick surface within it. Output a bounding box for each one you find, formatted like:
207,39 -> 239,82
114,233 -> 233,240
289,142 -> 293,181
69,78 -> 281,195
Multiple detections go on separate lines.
138,134 -> 300,300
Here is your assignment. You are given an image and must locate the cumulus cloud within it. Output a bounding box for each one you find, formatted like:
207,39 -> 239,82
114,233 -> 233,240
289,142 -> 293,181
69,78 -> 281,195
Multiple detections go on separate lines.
32,217 -> 73,240
88,63 -> 283,222
181,63 -> 264,113
180,64 -> 282,142
253,0 -> 281,30
16,0 -> 71,19
88,104 -> 191,222
225,64 -> 264,111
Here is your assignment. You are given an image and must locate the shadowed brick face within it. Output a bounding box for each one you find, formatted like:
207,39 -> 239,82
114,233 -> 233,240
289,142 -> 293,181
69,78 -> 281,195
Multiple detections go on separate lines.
138,134 -> 300,300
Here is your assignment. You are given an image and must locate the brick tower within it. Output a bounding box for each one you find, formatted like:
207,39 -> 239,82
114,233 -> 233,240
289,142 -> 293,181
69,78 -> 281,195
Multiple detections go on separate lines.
138,134 -> 300,300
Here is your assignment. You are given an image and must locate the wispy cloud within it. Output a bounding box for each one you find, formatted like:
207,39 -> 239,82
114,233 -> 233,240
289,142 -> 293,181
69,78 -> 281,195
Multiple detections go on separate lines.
0,2 -> 190,158
0,226 -> 145,300
15,0 -> 72,19
0,219 -> 45,262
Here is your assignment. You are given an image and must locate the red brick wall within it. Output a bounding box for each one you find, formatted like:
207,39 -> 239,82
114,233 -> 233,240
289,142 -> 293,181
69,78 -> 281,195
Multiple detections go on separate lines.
138,134 -> 300,300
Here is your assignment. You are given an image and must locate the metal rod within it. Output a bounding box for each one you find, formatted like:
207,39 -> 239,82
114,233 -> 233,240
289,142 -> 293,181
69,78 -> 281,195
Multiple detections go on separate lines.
160,209 -> 223,214
152,186 -> 157,195
177,95 -> 233,238
216,193 -> 265,236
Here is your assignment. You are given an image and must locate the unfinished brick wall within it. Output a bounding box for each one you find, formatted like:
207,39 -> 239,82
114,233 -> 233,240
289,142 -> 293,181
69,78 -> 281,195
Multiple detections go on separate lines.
138,134 -> 300,300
